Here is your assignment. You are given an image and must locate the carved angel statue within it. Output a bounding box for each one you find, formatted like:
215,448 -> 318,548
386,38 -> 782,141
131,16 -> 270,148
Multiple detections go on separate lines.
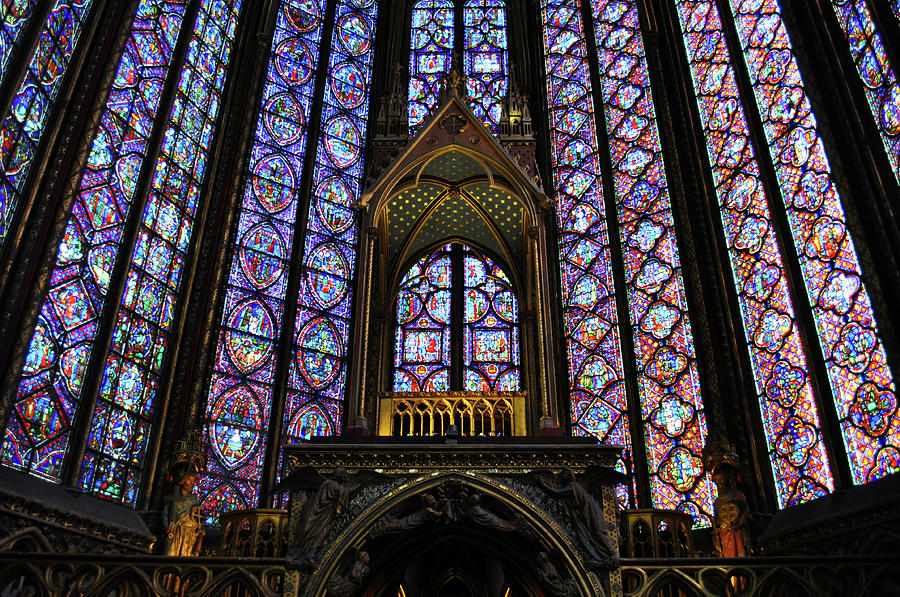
372,492 -> 446,537
536,551 -> 580,597
536,467 -> 619,571
280,467 -> 381,566
325,550 -> 370,597
462,492 -> 516,532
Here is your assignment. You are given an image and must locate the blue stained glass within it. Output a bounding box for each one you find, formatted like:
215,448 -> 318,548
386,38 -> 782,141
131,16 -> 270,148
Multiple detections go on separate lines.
285,0 -> 377,457
1,0 -> 190,483
197,0 -> 327,523
591,0 -> 714,526
0,1 -> 39,85
80,0 -> 242,505
540,0 -> 633,507
1,0 -> 95,243
464,0 -> 508,132
409,0 -> 453,131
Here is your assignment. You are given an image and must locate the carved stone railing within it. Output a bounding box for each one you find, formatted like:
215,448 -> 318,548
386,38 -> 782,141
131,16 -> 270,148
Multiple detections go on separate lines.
620,556 -> 899,596
220,509 -> 289,558
0,553 -> 286,596
620,509 -> 695,558
378,391 -> 527,436
1,553 -> 896,596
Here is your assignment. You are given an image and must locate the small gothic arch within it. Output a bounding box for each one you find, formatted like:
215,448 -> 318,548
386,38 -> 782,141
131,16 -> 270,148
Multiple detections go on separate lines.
303,472 -> 604,597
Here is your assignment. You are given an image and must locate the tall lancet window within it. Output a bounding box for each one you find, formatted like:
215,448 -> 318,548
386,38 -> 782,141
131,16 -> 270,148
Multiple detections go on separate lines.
729,0 -> 898,488
463,0 -> 508,133
393,243 -> 520,394
1,0 -> 241,506
541,0 -> 714,524
409,0 -> 454,131
828,0 -> 900,184
675,0 -> 898,506
1,0 -> 96,243
198,0 -> 377,522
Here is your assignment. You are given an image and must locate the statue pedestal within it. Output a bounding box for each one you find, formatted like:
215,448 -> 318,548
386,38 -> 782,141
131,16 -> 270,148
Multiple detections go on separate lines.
281,438 -> 625,597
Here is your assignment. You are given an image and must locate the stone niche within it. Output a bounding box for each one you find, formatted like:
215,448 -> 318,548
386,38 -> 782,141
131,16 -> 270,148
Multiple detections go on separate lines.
280,438 -> 625,597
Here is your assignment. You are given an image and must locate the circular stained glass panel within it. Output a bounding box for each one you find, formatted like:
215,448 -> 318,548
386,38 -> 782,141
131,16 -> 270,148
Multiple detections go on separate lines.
209,386 -> 262,469
336,13 -> 370,56
239,222 -> 287,290
252,154 -> 295,213
224,299 -> 275,374
264,92 -> 304,146
323,115 -> 361,168
305,243 -> 349,308
330,62 -> 366,109
296,317 -> 343,389
274,37 -> 316,85
285,0 -> 321,32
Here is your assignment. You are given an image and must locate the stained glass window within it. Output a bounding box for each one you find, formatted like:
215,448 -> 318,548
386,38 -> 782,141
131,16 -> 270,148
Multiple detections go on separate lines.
730,0 -> 899,487
198,0 -> 327,522
394,246 -> 452,392
463,246 -> 519,391
591,0 -> 714,525
1,0 -> 95,243
284,0 -> 377,454
540,0 -> 633,505
0,0 -> 39,84
463,0 -> 507,132
409,0 -> 453,131
393,242 -> 519,393
1,0 -> 192,483
829,0 -> 900,184
79,0 -> 242,505
674,0 -> 836,506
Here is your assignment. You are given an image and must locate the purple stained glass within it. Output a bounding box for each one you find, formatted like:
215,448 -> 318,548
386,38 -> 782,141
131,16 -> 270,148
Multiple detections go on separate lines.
0,1 -> 39,85
730,0 -> 898,487
674,0 -> 836,506
79,0 -> 242,505
463,247 -> 519,392
285,0 -> 377,457
463,0 -> 508,132
591,0 -> 714,526
1,0 -> 94,243
540,0 -> 633,507
829,0 -> 900,184
409,0 -> 453,131
197,0 -> 327,523
1,0 -> 190,483
394,246 -> 452,392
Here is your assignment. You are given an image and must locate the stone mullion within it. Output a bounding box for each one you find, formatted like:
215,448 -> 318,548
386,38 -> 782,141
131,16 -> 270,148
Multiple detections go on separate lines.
60,0 -> 206,489
0,0 -> 135,442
